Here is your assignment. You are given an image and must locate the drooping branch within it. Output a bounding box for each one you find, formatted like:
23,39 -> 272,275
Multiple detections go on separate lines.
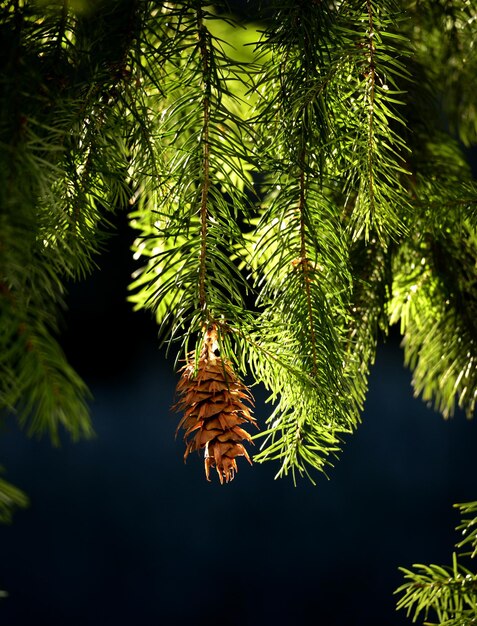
365,0 -> 376,229
297,148 -> 318,377
197,6 -> 211,316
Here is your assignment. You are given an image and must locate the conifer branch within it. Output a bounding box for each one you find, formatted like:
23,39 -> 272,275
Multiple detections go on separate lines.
0,471 -> 29,524
365,0 -> 376,231
396,503 -> 477,626
298,149 -> 318,377
197,5 -> 211,316
337,0 -> 411,241
1,0 -> 477,493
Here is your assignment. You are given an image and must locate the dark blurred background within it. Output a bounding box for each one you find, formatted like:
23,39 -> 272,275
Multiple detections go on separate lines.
0,211 -> 476,626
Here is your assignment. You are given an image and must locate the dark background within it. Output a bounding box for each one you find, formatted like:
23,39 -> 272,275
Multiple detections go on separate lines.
0,212 -> 476,626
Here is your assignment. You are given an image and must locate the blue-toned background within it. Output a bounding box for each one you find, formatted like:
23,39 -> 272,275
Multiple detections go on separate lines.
1,213 -> 476,626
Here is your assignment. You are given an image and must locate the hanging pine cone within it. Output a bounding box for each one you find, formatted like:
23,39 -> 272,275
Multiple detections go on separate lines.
174,325 -> 256,484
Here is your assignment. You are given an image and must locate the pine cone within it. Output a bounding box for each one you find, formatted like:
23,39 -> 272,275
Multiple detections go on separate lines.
174,325 -> 256,484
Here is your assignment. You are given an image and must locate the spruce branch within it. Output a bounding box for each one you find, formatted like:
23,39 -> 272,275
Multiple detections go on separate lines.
240,0 -> 365,478
130,1 -> 254,345
407,0 -> 477,147
0,469 -> 29,524
298,149 -> 319,377
0,278 -> 92,444
344,236 -> 392,412
197,2 -> 212,317
336,0 -> 411,241
396,503 -> 477,626
456,502 -> 477,560
1,0 -> 477,490
389,146 -> 477,420
365,0 -> 377,233
0,0 -> 143,506
128,2 -> 259,481
396,557 -> 477,626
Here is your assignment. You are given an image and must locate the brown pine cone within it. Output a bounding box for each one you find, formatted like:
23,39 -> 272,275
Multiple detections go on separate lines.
174,325 -> 256,483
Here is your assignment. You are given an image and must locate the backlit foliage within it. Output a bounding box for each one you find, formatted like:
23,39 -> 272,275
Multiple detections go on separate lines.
0,0 -> 476,504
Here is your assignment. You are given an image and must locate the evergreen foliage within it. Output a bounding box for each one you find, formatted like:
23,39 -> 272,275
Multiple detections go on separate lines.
396,502 -> 477,626
0,0 -> 476,524
0,468 -> 28,523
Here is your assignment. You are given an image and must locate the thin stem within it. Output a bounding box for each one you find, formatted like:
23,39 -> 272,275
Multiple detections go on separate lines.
366,0 -> 376,228
298,147 -> 318,376
197,6 -> 210,315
